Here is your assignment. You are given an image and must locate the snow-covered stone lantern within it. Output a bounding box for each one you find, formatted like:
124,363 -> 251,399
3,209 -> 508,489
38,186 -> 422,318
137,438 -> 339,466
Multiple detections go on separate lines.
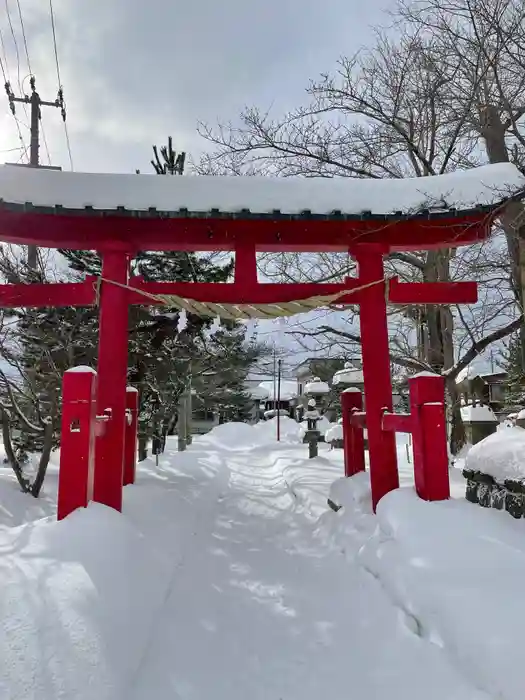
332,361 -> 364,394
304,376 -> 330,410
249,385 -> 270,423
303,398 -> 322,458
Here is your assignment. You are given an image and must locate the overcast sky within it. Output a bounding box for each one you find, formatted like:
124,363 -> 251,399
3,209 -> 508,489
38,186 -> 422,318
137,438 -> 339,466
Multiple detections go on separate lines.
0,0 -> 397,365
0,0 -> 389,174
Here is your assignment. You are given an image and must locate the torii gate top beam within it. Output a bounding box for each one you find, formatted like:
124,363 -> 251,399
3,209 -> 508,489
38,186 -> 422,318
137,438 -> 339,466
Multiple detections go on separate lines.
0,163 -> 523,252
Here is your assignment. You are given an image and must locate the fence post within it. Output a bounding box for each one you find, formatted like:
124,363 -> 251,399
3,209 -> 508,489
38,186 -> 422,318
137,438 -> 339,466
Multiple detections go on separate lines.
123,387 -> 139,486
57,367 -> 97,521
341,388 -> 366,477
409,373 -> 450,501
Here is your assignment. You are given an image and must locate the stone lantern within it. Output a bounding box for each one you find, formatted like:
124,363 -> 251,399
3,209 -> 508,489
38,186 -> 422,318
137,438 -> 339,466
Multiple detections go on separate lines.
304,376 -> 330,410
332,361 -> 364,395
250,385 -> 270,423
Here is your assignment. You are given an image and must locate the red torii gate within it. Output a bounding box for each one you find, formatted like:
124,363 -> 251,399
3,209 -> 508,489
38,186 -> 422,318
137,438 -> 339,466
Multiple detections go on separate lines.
0,163 -> 521,516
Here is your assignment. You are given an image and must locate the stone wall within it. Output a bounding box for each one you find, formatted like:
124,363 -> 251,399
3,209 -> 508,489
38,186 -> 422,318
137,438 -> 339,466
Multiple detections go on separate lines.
463,468 -> 525,518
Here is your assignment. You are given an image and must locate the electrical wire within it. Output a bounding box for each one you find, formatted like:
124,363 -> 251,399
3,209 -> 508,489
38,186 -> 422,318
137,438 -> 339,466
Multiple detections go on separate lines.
1,58 -> 28,161
15,0 -> 31,75
48,0 -> 61,86
63,120 -> 73,170
5,0 -> 25,99
0,26 -> 11,81
49,0 -> 73,170
40,119 -> 52,165
4,0 -> 30,153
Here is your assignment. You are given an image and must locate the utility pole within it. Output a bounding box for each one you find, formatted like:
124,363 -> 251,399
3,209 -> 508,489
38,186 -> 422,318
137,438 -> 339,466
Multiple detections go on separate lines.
5,77 -> 64,270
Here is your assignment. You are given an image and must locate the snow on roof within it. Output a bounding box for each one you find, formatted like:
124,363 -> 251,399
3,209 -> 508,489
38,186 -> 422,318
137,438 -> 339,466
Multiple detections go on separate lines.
257,380 -> 297,401
0,162 -> 523,216
304,378 -> 331,394
249,385 -> 270,400
460,404 -> 498,423
465,426 -> 525,482
333,362 -> 364,385
455,365 -> 479,383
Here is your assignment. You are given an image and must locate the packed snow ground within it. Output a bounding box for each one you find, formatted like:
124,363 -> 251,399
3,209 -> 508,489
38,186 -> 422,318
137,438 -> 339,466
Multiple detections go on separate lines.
0,418 -> 524,699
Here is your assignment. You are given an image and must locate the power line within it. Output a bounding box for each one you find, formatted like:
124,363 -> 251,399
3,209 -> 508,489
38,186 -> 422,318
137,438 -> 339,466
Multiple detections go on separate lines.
49,0 -> 73,170
14,3 -> 52,167
5,0 -> 24,97
15,0 -> 31,75
0,27 -> 11,82
48,0 -> 61,86
40,118 -> 51,165
63,119 -> 73,170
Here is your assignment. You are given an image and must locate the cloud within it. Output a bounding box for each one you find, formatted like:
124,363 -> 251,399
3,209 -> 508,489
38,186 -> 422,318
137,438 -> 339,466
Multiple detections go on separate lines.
0,0 -> 386,173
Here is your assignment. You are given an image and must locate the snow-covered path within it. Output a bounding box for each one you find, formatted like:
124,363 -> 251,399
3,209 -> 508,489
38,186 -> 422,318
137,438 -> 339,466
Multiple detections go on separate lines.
5,419 -> 524,699
123,432 -> 487,700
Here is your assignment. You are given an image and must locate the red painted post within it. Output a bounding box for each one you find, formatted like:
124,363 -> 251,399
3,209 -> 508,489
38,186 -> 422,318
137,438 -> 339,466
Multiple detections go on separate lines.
93,250 -> 130,512
123,387 -> 139,486
356,249 -> 399,511
57,367 -> 97,520
341,389 -> 365,477
409,373 -> 450,501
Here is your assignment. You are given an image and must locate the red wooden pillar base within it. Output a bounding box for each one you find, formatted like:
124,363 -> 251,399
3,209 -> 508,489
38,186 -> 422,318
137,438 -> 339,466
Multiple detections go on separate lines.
356,249 -> 399,511
341,388 -> 365,477
124,387 -> 139,486
57,367 -> 97,520
93,250 -> 130,512
409,373 -> 450,501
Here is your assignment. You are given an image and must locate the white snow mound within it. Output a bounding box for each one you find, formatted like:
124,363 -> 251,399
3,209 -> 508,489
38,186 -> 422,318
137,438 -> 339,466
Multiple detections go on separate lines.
325,423 -> 344,442
0,503 -> 172,700
464,425 -> 525,482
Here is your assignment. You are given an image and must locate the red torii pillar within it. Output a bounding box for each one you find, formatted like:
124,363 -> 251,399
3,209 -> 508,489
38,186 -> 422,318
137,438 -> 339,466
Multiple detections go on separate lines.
93,250 -> 131,511
356,247 -> 399,508
347,246 -> 477,510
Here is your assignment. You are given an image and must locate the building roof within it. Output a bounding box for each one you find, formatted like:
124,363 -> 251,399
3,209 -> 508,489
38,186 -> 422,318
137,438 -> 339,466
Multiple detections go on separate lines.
0,163 -> 522,252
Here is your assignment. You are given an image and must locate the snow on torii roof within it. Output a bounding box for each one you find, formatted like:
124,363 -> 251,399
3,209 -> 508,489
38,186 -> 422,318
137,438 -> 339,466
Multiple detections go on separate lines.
0,162 -> 523,252
0,162 -> 523,215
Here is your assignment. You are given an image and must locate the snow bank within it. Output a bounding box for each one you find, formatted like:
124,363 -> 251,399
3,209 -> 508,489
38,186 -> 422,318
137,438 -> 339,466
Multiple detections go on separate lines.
1,162 -> 523,215
361,490 -> 525,700
200,417 -> 302,449
328,473 -> 371,511
465,426 -> 525,482
0,504 -> 172,700
325,423 -> 344,442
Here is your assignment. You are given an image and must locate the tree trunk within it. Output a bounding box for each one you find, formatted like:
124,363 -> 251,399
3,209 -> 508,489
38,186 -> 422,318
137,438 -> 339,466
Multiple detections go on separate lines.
480,104 -> 525,370
31,421 -> 54,498
138,434 -> 148,462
